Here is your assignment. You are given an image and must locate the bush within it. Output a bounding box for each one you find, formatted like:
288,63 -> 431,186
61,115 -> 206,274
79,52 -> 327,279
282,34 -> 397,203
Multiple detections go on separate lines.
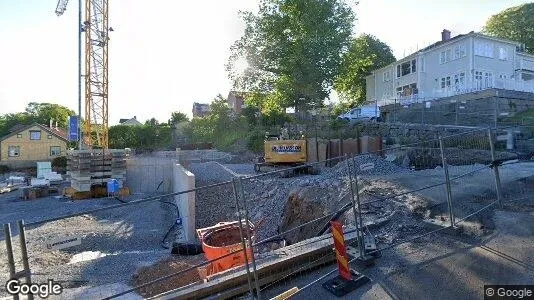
52,156 -> 67,169
247,131 -> 266,153
0,165 -> 10,174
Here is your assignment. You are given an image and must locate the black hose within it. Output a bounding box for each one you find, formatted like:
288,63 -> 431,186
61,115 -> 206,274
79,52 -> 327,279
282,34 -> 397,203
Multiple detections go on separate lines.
159,199 -> 181,249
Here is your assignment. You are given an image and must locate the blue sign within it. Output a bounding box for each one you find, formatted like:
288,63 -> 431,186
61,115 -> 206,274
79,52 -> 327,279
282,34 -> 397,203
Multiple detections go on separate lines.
68,116 -> 79,141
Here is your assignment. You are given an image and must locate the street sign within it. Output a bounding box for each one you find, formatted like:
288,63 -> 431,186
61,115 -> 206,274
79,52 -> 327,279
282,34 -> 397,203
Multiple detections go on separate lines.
68,116 -> 79,141
45,235 -> 82,251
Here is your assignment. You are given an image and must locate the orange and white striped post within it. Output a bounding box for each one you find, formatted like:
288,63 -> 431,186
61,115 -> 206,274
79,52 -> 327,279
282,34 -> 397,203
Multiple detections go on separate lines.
331,221 -> 351,280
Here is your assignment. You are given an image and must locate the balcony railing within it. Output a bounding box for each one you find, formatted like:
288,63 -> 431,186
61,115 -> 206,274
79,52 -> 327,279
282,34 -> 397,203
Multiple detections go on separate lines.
376,78 -> 534,107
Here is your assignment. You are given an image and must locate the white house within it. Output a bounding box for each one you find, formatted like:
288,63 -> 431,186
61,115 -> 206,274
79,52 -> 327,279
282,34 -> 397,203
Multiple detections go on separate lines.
366,29 -> 534,106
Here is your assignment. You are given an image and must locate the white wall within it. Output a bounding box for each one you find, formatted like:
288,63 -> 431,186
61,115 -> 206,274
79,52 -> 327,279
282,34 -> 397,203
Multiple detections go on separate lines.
173,163 -> 196,242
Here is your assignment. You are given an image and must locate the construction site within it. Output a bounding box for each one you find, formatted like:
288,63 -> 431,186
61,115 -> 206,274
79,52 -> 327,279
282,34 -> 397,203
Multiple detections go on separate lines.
1,124 -> 533,299
1,0 -> 534,299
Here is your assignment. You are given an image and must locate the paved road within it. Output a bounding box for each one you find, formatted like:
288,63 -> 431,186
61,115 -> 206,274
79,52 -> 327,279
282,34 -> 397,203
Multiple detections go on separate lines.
261,209 -> 534,299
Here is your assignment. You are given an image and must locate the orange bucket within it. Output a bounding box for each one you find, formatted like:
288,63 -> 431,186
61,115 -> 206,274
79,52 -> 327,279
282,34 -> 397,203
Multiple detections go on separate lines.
197,220 -> 255,275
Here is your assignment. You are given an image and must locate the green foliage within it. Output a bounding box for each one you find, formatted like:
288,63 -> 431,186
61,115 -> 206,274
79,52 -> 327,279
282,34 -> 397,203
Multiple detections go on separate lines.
0,165 -> 10,174
51,156 -> 67,169
247,130 -> 266,153
483,3 -> 534,54
0,102 -> 75,137
227,0 -> 355,112
25,102 -> 75,128
184,95 -> 250,151
108,123 -> 172,151
170,111 -> 189,124
334,34 -> 396,108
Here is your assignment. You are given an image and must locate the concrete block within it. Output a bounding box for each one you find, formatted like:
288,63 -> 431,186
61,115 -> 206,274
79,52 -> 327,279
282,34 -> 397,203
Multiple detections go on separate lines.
125,157 -> 174,194
173,163 -> 196,242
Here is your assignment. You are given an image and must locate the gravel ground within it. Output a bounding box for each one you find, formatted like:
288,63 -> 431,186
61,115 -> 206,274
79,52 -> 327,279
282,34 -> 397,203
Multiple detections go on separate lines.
190,157 -> 412,243
0,184 -> 178,298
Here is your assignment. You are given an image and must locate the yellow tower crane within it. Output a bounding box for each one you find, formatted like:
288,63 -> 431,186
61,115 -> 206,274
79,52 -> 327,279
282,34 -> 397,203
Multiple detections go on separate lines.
55,0 -> 110,149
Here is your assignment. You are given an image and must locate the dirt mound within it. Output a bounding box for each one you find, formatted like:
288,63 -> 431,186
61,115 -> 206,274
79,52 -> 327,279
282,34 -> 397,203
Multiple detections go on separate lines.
278,186 -> 333,244
132,255 -> 204,298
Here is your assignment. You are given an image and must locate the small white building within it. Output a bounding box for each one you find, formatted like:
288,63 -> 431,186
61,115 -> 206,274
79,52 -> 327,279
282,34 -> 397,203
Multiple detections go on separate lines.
366,29 -> 534,106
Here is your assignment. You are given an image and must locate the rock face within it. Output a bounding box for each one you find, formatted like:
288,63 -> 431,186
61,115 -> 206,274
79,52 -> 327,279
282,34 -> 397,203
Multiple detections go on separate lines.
278,186 -> 331,244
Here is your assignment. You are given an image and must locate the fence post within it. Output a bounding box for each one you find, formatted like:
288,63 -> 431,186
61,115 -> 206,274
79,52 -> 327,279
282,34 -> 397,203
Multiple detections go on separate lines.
4,223 -> 19,300
348,155 -> 366,259
421,106 -> 424,124
487,129 -> 504,209
345,155 -> 362,258
17,220 -> 33,300
231,178 -> 254,297
439,137 -> 455,227
237,177 -> 261,300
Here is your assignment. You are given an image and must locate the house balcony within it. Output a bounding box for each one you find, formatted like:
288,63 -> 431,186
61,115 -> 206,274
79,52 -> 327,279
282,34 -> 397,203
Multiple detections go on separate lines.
376,78 -> 534,107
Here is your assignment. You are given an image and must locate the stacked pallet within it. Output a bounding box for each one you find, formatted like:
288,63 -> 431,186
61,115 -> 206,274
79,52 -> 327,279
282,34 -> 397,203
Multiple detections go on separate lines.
67,149 -> 127,192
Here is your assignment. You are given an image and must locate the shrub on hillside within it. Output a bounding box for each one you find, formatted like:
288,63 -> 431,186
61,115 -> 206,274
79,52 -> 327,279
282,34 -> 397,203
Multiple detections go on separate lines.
0,165 -> 10,174
247,131 -> 265,153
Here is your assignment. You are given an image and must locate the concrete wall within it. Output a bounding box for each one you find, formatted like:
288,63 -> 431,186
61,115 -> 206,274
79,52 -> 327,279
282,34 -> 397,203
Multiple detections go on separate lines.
125,157 -> 174,194
173,163 -> 196,242
380,89 -> 534,126
0,125 -> 67,162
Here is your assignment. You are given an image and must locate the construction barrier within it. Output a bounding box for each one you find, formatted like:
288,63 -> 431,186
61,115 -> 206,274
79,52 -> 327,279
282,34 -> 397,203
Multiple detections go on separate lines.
330,221 -> 351,280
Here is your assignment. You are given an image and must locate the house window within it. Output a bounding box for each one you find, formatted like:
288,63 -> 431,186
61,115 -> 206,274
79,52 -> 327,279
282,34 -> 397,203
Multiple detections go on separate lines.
484,72 -> 493,88
397,83 -> 417,96
440,49 -> 453,64
474,41 -> 494,58
475,71 -> 484,89
50,146 -> 61,156
499,74 -> 508,79
383,71 -> 390,82
401,61 -> 411,76
498,47 -> 508,60
397,59 -> 416,77
16,134 -> 22,138
47,134 -> 53,139
8,146 -> 20,157
475,70 -> 493,88
454,43 -> 466,59
445,49 -> 451,62
440,76 -> 452,90
454,72 -> 466,90
29,130 -> 41,140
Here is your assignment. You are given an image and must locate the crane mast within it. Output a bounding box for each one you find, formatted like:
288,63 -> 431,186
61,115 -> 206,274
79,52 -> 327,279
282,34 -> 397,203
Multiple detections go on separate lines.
84,0 -> 109,149
55,0 -> 109,149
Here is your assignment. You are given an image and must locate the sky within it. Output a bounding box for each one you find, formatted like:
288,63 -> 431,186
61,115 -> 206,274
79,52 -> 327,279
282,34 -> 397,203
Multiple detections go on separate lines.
0,0 -> 531,124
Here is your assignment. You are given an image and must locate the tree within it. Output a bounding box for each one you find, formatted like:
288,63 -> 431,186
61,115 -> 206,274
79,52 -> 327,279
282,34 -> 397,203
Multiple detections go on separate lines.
227,0 -> 355,113
334,34 -> 396,110
483,3 -> 534,54
0,102 -> 75,137
170,111 -> 189,124
25,102 -> 75,129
